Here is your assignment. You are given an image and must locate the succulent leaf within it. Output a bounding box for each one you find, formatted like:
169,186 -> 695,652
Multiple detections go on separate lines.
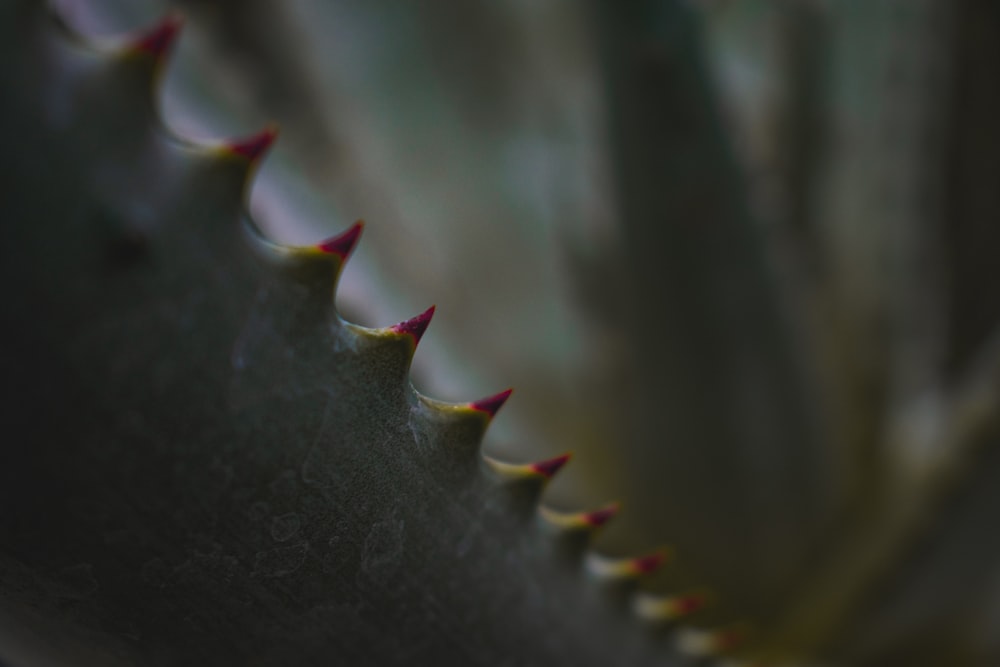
0,7 -> 714,666
4,1 -> 1000,666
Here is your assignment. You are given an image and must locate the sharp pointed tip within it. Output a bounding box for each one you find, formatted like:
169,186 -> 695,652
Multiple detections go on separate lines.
530,453 -> 572,479
714,627 -> 749,652
674,592 -> 712,617
390,305 -> 436,346
630,548 -> 669,575
539,501 -> 620,531
470,388 -> 513,418
635,590 -> 712,622
316,221 -> 364,260
583,502 -> 621,528
225,124 -> 279,163
678,624 -> 750,657
130,13 -> 183,59
589,547 -> 671,579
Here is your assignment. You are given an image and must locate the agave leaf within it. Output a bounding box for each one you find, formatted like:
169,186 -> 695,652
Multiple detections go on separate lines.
6,0 -> 1000,665
0,6 -> 720,666
69,0 -> 837,623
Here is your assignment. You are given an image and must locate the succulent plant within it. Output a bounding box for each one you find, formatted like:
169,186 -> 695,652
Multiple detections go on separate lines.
2,1 -> 1000,666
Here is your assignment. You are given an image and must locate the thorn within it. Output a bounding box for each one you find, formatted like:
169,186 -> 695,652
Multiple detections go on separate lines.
628,549 -> 670,575
389,306 -> 435,346
711,626 -> 749,652
485,452 -> 571,482
539,502 -> 620,531
223,124 -> 279,164
469,388 -> 513,418
316,221 -> 364,260
588,547 -> 671,579
582,503 -> 621,528
677,624 -> 750,657
530,453 -> 572,479
635,590 -> 713,621
672,593 -> 710,616
127,13 -> 182,60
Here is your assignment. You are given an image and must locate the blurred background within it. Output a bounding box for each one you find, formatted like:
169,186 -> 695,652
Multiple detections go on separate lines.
52,0 -> 1000,662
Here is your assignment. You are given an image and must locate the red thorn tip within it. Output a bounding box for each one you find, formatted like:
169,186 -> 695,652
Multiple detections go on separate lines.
716,629 -> 745,650
390,306 -> 436,345
316,221 -> 364,259
632,551 -> 667,575
470,388 -> 513,418
227,125 -> 278,163
132,15 -> 182,58
530,453 -> 571,479
583,503 -> 620,527
676,596 -> 705,615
